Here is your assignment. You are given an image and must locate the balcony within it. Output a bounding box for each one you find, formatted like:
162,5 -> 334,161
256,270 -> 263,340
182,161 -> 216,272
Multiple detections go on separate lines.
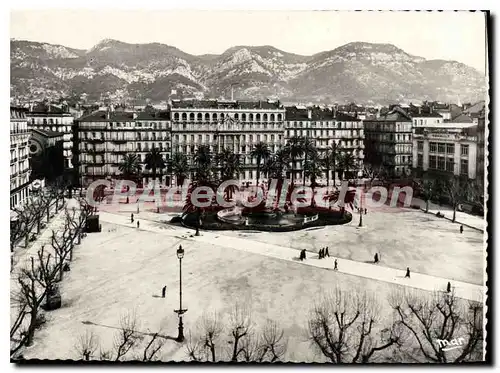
87,138 -> 105,144
111,139 -> 129,144
10,157 -> 18,164
20,154 -> 29,161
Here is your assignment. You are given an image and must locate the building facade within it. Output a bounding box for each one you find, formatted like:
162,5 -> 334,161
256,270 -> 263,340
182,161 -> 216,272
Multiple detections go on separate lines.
412,127 -> 478,180
74,109 -> 171,187
364,109 -> 413,177
284,106 -> 364,182
10,107 -> 31,209
27,103 -> 75,169
170,99 -> 286,182
29,129 -> 65,183
476,112 -> 486,187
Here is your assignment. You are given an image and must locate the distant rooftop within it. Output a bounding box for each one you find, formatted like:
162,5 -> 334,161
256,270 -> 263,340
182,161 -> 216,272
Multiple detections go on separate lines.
32,128 -> 64,138
285,106 -> 360,121
170,99 -> 283,110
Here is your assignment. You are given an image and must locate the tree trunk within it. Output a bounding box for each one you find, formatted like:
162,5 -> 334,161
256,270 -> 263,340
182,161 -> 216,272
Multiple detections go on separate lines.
359,209 -> 363,227
47,206 -> 50,222
425,200 -> 429,213
26,308 -> 37,346
453,205 -> 457,222
326,167 -> 330,187
256,158 -> 260,187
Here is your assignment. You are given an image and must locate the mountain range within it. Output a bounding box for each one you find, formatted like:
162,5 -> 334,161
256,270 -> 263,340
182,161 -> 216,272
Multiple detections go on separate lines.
10,39 -> 487,105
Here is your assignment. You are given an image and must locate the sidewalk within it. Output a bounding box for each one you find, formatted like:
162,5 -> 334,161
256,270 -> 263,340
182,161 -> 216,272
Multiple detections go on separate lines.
99,211 -> 485,303
412,198 -> 485,232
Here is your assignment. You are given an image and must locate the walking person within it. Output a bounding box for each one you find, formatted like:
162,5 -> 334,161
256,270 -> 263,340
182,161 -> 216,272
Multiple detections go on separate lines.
334,259 -> 338,271
162,285 -> 167,298
374,253 -> 379,263
365,208 -> 367,215
319,248 -> 324,259
447,282 -> 451,293
303,249 -> 307,260
131,213 -> 134,223
405,267 -> 411,278
137,220 -> 140,229
460,225 -> 464,234
325,247 -> 330,257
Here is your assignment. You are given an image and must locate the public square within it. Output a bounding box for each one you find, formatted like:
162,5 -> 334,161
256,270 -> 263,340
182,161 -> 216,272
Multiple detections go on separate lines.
19,202 -> 486,362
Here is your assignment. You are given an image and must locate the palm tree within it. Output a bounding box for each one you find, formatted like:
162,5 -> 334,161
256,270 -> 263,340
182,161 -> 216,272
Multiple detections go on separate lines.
250,142 -> 271,187
193,145 -> 213,186
144,148 -> 166,186
320,143 -> 340,187
304,154 -> 323,189
118,153 -> 142,203
216,148 -> 241,200
170,152 -> 189,187
118,153 -> 141,182
338,152 -> 357,181
286,136 -> 304,184
301,138 -> 317,185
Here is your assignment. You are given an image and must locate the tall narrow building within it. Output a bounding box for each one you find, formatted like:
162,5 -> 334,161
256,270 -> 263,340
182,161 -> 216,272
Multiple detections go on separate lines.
10,107 -> 31,209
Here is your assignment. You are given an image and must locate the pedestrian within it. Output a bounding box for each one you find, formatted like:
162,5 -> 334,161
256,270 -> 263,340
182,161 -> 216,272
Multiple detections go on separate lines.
325,247 -> 330,257
405,267 -> 410,278
334,259 -> 338,271
447,282 -> 451,293
299,249 -> 304,261
319,248 -> 324,259
162,285 -> 167,298
137,220 -> 140,229
131,213 -> 134,223
460,225 -> 464,234
303,249 -> 307,260
374,253 -> 379,263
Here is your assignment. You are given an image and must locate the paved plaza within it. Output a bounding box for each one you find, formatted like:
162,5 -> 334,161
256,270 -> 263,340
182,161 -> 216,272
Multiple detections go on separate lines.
18,201 -> 486,362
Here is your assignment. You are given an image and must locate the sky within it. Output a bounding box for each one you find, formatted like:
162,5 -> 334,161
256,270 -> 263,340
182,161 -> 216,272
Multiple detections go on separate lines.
10,10 -> 487,72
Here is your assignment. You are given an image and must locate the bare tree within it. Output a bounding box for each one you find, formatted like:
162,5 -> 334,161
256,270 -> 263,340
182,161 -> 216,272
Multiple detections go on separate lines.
75,330 -> 100,361
11,257 -> 47,353
113,310 -> 141,361
141,331 -> 166,361
388,289 -> 484,363
50,218 -> 74,281
364,164 -> 386,189
186,306 -> 287,362
307,287 -> 402,363
442,176 -> 474,222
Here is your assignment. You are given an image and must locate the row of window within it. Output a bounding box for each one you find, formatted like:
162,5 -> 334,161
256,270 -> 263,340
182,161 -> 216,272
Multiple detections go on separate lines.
420,155 -> 469,175
420,142 -> 469,156
172,112 -> 284,122
286,121 -> 362,129
286,130 -> 363,138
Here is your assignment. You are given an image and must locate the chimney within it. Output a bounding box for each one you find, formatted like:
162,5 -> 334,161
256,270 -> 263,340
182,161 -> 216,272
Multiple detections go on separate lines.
418,107 -> 421,114
231,85 -> 234,101
106,110 -> 110,120
307,108 -> 312,120
332,106 -> 337,118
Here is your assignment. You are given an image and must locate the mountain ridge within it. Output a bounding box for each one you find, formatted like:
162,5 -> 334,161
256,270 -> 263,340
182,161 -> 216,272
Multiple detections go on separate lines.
10,38 -> 486,105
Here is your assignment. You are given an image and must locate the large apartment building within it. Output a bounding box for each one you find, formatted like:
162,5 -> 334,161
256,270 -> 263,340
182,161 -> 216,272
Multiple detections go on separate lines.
170,99 -> 286,182
284,106 -> 364,182
476,112 -> 486,187
412,125 -> 478,180
26,103 -> 75,169
74,109 -> 171,187
364,108 -> 413,177
10,107 -> 31,209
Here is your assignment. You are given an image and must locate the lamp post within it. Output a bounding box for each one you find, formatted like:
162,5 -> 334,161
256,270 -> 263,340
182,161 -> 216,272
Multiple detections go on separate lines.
174,245 -> 187,342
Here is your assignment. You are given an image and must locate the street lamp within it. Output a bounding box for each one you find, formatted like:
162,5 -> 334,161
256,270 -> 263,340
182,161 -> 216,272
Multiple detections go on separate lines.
174,245 -> 187,342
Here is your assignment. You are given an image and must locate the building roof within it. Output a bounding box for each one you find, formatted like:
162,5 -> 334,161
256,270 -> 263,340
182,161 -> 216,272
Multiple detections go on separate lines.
464,100 -> 485,115
32,128 -> 64,138
368,108 -> 412,122
285,106 -> 360,122
11,106 -> 28,119
78,110 -> 170,122
29,103 -> 70,115
412,112 -> 443,118
136,110 -> 171,120
448,113 -> 474,123
170,99 -> 283,110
